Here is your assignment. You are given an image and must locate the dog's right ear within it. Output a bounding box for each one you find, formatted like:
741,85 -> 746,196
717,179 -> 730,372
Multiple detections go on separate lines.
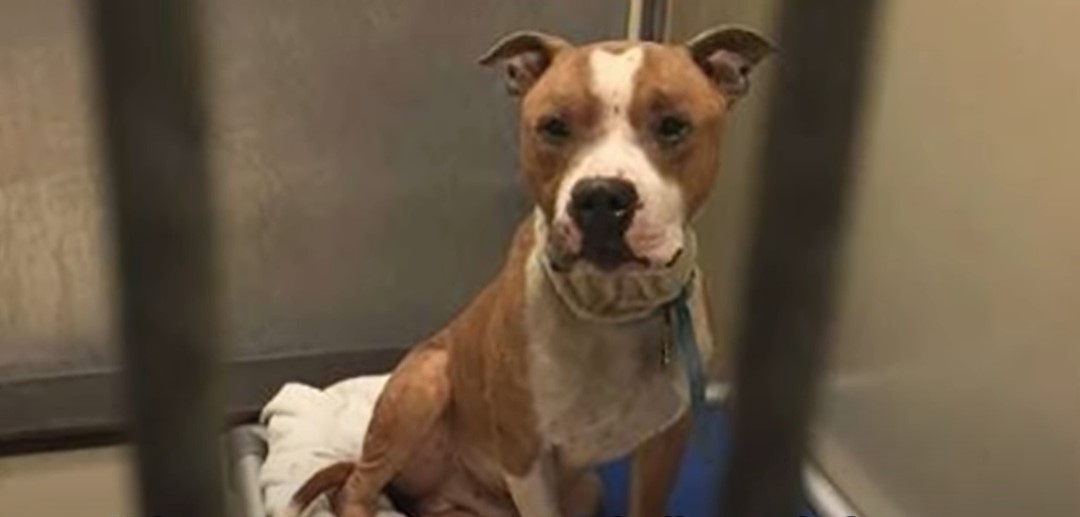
478,31 -> 571,97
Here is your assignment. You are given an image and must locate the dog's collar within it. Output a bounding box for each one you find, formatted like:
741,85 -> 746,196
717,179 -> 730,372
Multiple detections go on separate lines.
540,230 -> 699,324
538,223 -> 710,455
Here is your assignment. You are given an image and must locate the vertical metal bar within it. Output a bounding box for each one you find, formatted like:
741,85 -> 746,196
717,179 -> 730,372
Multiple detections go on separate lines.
721,1 -> 881,516
85,1 -> 225,516
626,0 -> 644,39
633,0 -> 671,42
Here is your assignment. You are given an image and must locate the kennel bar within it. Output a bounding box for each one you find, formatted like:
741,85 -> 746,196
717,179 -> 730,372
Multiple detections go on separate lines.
721,1 -> 881,517
86,1 -> 227,516
629,0 -> 671,42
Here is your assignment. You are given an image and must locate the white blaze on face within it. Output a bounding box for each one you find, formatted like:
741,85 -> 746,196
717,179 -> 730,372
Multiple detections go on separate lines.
552,46 -> 686,266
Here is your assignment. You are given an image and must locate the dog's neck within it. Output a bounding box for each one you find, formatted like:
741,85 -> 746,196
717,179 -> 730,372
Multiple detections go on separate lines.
534,215 -> 698,324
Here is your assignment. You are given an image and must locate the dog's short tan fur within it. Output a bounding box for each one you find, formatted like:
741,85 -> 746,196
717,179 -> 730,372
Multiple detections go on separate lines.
278,27 -> 773,517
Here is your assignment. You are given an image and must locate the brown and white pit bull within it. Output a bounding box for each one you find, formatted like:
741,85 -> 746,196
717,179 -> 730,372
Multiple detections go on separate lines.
278,25 -> 773,517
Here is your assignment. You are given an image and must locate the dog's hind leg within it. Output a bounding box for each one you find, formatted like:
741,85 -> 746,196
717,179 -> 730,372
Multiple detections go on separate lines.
335,342 -> 453,517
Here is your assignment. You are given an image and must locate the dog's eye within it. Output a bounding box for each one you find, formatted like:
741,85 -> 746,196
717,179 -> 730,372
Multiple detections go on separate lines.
655,114 -> 692,145
536,115 -> 572,143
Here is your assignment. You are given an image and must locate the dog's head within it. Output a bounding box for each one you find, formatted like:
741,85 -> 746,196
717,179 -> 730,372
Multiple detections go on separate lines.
481,27 -> 773,273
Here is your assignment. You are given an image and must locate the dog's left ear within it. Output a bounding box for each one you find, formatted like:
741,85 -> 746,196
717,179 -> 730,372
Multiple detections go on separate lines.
479,31 -> 571,97
685,25 -> 775,102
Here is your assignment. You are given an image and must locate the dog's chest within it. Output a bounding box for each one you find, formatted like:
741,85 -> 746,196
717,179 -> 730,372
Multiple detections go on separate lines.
524,298 -> 687,468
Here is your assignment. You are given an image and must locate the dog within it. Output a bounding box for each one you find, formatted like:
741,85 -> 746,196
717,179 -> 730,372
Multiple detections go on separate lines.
277,25 -> 773,517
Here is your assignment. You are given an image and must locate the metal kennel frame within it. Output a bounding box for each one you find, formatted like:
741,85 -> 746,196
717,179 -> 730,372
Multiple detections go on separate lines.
81,0 -> 880,515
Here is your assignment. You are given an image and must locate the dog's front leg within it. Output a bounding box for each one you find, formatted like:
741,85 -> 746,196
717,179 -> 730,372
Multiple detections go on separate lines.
505,451 -> 563,517
628,413 -> 691,517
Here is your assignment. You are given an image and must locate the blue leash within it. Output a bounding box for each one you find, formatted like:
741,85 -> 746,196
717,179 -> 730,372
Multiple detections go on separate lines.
669,286 -> 707,416
667,284 -> 720,463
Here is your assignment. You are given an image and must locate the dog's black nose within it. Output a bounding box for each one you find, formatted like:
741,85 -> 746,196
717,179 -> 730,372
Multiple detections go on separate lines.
569,178 -> 639,234
568,178 -> 639,269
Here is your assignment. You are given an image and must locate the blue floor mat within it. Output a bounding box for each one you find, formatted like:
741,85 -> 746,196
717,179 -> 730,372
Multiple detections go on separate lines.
595,406 -> 818,517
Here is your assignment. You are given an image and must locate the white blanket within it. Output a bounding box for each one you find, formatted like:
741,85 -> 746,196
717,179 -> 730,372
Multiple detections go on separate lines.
259,374 -> 406,517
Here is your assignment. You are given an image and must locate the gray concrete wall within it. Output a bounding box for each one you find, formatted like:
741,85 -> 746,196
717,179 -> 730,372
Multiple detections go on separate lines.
0,0 -> 114,379
0,1 -> 625,381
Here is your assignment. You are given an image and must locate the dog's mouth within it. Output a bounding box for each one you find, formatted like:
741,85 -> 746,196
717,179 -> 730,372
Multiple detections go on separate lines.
545,212 -> 686,274
547,244 -> 683,274
579,236 -> 648,271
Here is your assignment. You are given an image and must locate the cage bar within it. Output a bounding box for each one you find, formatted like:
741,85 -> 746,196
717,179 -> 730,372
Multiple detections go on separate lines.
721,1 -> 882,516
86,0 -> 226,516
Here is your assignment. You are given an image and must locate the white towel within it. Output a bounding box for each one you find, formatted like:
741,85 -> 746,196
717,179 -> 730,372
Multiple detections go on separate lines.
258,374 -> 406,517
